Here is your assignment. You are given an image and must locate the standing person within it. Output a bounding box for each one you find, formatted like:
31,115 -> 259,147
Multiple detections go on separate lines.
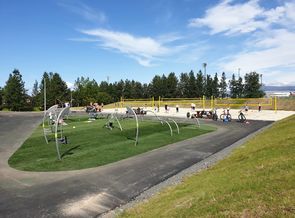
258,103 -> 261,112
245,104 -> 249,112
165,104 -> 168,113
176,105 -> 179,113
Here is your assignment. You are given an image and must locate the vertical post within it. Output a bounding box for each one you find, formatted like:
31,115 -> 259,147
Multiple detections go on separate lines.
203,95 -> 205,110
211,96 -> 213,109
274,96 -> 277,113
158,96 -> 161,108
44,78 -> 46,114
152,97 -> 154,108
120,96 -> 123,110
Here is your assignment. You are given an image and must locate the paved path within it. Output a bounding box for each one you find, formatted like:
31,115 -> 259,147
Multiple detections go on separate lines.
0,112 -> 272,217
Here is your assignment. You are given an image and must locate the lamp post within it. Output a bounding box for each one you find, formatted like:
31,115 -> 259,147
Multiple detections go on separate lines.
203,62 -> 207,85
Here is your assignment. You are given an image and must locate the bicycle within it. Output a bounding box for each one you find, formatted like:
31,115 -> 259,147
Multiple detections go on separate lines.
220,110 -> 232,122
238,110 -> 247,123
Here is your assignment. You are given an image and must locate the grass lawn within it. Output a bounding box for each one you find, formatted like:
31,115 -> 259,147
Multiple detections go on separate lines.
120,115 -> 295,217
8,116 -> 215,171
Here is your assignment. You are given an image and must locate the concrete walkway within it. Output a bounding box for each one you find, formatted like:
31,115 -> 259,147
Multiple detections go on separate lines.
0,112 -> 272,217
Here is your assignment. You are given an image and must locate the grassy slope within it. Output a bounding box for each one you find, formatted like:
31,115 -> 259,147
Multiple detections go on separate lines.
8,117 -> 214,171
121,115 -> 295,217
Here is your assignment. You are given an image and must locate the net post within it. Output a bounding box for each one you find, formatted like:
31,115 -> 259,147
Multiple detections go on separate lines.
158,96 -> 161,108
274,96 -> 278,113
203,95 -> 205,110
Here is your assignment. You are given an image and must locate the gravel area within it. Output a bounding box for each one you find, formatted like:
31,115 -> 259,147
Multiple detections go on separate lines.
101,121 -> 274,218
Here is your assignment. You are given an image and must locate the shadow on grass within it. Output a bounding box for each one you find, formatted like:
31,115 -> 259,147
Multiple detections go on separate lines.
61,145 -> 81,158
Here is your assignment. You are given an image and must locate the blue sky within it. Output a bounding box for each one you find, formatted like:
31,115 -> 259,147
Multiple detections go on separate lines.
1,0 -> 295,91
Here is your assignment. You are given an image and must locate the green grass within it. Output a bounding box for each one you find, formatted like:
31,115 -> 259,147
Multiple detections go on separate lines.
120,115 -> 295,218
8,116 -> 215,171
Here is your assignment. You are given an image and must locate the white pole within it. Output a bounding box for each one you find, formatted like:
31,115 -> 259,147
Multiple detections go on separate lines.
44,78 -> 46,113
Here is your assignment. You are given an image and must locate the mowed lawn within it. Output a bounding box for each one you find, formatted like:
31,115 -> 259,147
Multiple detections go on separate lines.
121,115 -> 295,218
8,116 -> 215,171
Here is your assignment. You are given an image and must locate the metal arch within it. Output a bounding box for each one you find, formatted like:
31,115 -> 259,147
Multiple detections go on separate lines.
194,117 -> 201,128
146,110 -> 173,136
126,106 -> 139,146
163,120 -> 173,136
42,105 -> 58,144
55,106 -> 70,160
109,113 -> 123,131
168,118 -> 179,134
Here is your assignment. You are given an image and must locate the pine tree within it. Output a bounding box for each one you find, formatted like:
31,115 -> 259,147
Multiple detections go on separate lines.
229,74 -> 238,98
219,72 -> 227,98
3,69 -> 27,111
0,87 -> 3,109
166,72 -> 178,98
236,76 -> 244,98
212,73 -> 219,98
205,74 -> 213,97
178,73 -> 189,97
195,70 -> 204,97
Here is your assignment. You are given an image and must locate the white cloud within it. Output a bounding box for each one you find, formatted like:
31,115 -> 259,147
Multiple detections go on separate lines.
188,0 -> 266,35
59,1 -> 107,23
79,28 -> 182,66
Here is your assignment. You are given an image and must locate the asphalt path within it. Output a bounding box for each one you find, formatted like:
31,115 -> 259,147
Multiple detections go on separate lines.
0,112 -> 272,218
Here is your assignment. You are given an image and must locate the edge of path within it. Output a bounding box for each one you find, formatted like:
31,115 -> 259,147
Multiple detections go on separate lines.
101,121 -> 275,218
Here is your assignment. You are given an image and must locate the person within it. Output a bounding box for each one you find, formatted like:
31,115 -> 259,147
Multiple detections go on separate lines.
165,104 -> 168,113
245,104 -> 249,112
258,103 -> 261,112
176,104 -> 179,113
226,106 -> 230,115
191,103 -> 196,111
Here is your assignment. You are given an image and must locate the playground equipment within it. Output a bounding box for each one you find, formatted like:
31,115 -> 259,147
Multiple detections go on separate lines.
145,110 -> 173,136
42,104 -> 59,144
126,106 -> 139,146
104,113 -> 123,131
55,106 -> 71,160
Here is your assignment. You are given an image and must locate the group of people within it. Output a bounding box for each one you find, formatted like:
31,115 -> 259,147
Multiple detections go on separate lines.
86,102 -> 104,113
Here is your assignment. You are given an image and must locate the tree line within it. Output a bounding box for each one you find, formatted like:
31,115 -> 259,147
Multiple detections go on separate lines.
0,69 -> 264,111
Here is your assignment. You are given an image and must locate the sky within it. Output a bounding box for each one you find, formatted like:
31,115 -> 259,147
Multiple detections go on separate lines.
1,0 -> 295,92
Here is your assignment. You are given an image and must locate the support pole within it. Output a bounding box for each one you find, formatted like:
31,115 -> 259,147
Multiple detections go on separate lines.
158,96 -> 161,108
203,95 -> 205,110
275,96 -> 278,113
211,96 -> 213,109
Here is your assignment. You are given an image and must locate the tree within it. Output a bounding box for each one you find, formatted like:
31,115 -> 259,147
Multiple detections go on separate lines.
196,70 -> 204,97
0,87 -> 3,109
212,73 -> 219,98
178,72 -> 189,97
188,70 -> 196,98
219,72 -> 227,98
205,74 -> 213,97
229,74 -> 238,98
236,76 -> 244,98
3,69 -> 27,111
244,72 -> 264,97
166,72 -> 178,98
31,80 -> 39,107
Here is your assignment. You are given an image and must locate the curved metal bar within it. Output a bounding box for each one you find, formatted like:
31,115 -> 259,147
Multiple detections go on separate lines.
55,106 -> 70,160
126,106 -> 139,146
114,114 -> 123,131
168,118 -> 179,134
42,105 -> 58,144
163,120 -> 173,136
194,117 -> 200,128
146,110 -> 174,136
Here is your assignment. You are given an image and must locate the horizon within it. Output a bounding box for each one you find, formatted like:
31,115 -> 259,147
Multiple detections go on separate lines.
1,0 -> 295,91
